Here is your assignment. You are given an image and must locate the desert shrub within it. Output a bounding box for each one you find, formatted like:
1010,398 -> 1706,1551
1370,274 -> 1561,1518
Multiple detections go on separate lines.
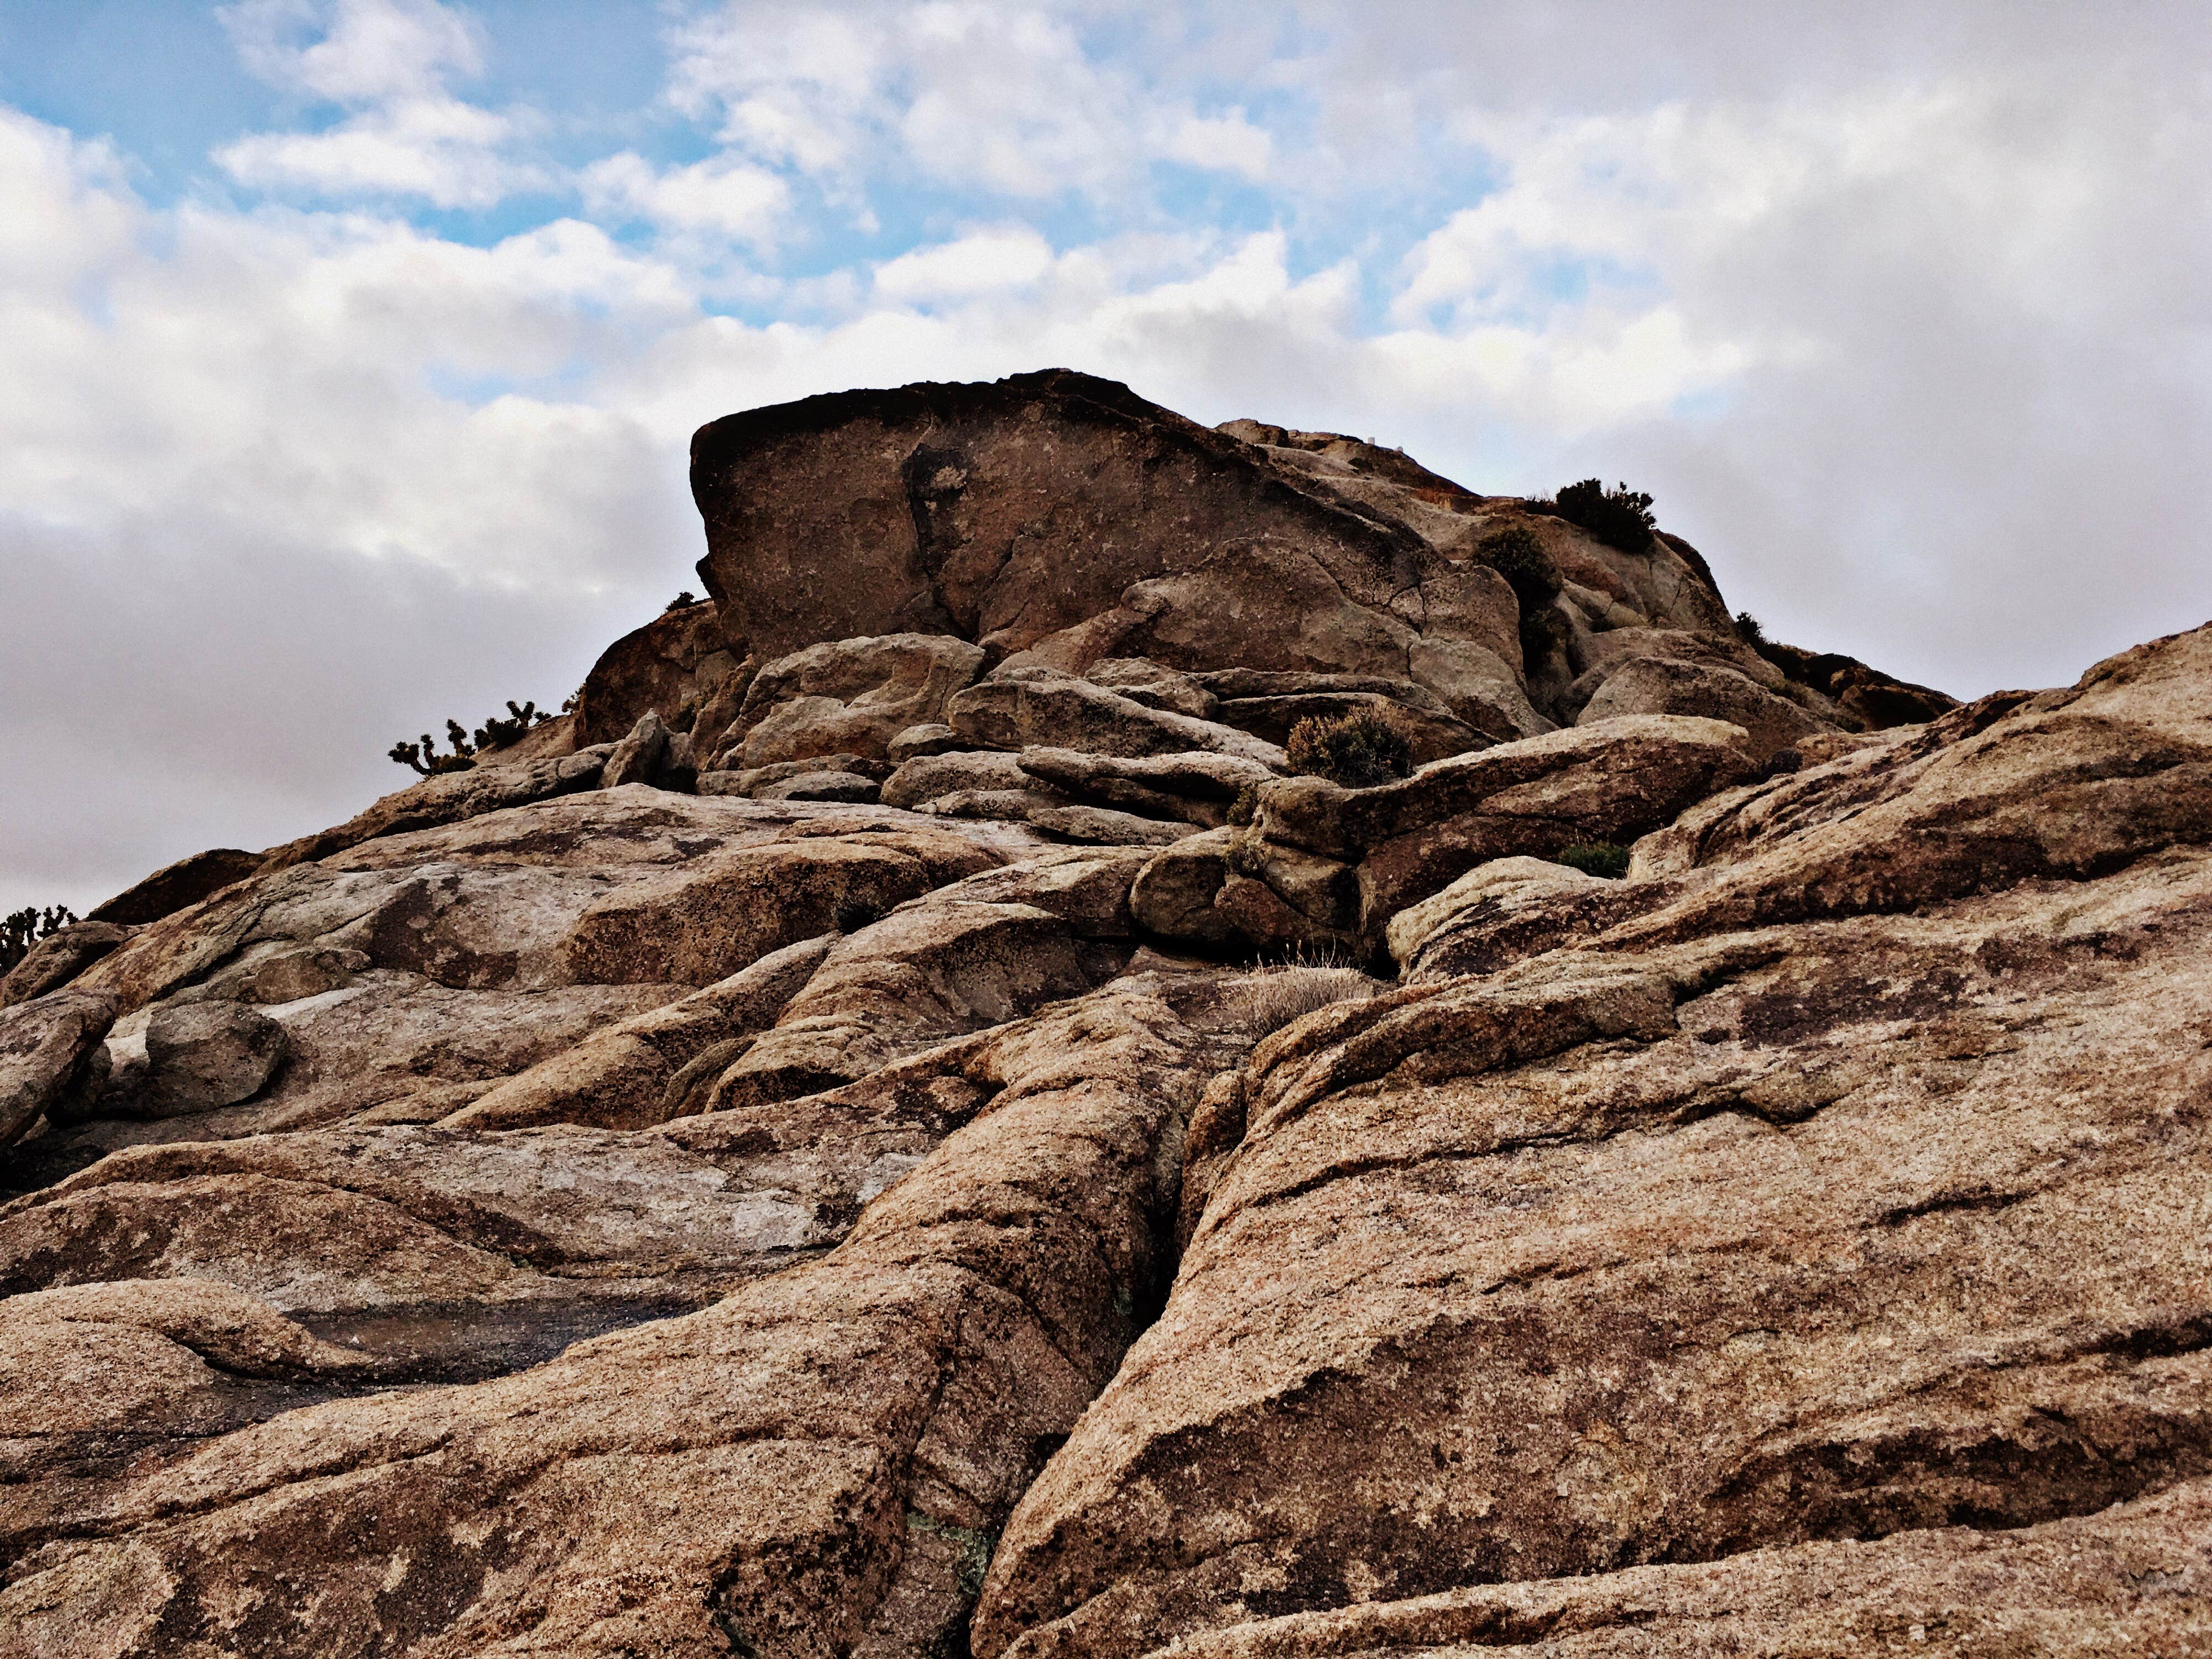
1553,479 -> 1657,552
665,591 -> 700,611
1228,952 -> 1381,1037
1555,841 -> 1632,880
1227,781 -> 1260,827
1733,610 -> 1767,647
1285,709 -> 1413,789
389,719 -> 477,776
1,904 -> 77,977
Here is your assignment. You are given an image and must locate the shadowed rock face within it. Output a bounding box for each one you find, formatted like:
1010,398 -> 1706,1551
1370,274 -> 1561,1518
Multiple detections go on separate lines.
6,373 -> 2208,1658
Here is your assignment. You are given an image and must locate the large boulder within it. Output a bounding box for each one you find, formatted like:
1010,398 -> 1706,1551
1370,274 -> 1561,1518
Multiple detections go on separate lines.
134,1001 -> 289,1117
571,597 -> 743,747
1578,653 -> 1824,763
688,372 -> 1764,735
1128,715 -> 1759,950
0,920 -> 132,1009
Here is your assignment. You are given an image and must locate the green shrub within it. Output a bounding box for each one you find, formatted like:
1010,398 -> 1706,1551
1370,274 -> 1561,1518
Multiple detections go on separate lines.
1733,610 -> 1766,646
1227,781 -> 1260,827
1553,479 -> 1656,552
665,590 -> 700,611
1555,841 -> 1632,880
1285,709 -> 1413,789
1,905 -> 77,977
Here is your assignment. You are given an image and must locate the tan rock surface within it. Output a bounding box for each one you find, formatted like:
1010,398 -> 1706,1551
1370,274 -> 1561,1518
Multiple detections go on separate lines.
969,626 -> 2212,1657
0,986 -> 1238,1659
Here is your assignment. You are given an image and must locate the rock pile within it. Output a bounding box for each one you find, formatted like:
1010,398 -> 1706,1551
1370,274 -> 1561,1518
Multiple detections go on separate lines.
2,370 -> 2205,1658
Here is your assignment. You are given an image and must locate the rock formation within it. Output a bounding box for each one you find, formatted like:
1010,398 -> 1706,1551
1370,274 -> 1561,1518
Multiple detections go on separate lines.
2,371 -> 2205,1658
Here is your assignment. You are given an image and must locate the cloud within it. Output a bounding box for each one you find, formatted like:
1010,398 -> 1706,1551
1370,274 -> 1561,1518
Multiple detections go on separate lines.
214,0 -> 544,207
664,1 -> 1288,200
220,0 -> 485,103
873,227 -> 1056,302
580,152 -> 790,248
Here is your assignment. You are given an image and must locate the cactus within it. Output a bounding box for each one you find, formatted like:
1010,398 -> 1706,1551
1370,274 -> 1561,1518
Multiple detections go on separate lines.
388,719 -> 477,776
1,904 -> 77,977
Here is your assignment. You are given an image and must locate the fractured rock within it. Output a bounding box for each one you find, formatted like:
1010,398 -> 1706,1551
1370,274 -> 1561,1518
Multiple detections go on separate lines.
948,669 -> 1286,767
1578,653 -> 1825,764
716,633 -> 988,769
0,989 -> 117,1151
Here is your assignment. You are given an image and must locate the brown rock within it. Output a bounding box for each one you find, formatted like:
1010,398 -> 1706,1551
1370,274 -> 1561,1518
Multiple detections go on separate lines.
0,920 -> 132,1009
444,933 -> 834,1132
135,1001 -> 288,1117
562,826 -> 1001,985
0,986 -> 1232,1658
572,597 -> 738,745
86,848 -> 262,926
706,900 -> 1126,1110
947,670 -> 1286,767
968,628 -> 2212,1657
1578,653 -> 1826,763
599,709 -> 677,789
254,745 -> 612,871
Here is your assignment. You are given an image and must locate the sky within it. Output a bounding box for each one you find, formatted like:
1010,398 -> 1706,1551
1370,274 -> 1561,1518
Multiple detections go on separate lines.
3,0 -> 2209,916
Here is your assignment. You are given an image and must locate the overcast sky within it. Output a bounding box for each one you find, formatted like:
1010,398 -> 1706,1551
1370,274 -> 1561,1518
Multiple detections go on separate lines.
4,0 -> 2209,915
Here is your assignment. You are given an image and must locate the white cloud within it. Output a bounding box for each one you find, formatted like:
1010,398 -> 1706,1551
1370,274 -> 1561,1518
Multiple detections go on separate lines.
217,96 -> 545,208
1159,111 -> 1272,182
665,2 -> 1290,200
215,0 -> 541,208
220,0 -> 486,103
873,227 -> 1056,302
580,152 -> 790,247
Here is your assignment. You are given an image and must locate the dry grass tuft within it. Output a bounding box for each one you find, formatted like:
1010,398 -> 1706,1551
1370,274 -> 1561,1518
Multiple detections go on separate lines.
1228,954 -> 1383,1037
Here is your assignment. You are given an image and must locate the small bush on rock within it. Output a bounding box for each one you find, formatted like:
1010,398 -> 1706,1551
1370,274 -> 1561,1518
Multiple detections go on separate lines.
473,700 -> 549,750
1,905 -> 77,976
1553,478 -> 1657,552
665,591 -> 700,611
1227,782 -> 1260,827
389,720 -> 477,776
1555,842 -> 1632,880
1286,709 -> 1413,789
1733,611 -> 1767,646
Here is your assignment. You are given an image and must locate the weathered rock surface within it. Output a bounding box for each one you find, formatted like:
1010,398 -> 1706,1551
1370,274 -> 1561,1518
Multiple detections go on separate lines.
0,986 -> 1240,1658
716,633 -> 988,769
572,596 -> 741,748
0,920 -> 133,1009
0,990 -> 117,1151
948,669 -> 1287,768
20,371 -> 2208,1659
968,624 -> 2212,1657
1577,653 -> 1823,763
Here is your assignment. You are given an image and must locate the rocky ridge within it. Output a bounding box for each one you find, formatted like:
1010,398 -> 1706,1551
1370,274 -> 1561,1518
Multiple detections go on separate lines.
1,369 -> 2205,1658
